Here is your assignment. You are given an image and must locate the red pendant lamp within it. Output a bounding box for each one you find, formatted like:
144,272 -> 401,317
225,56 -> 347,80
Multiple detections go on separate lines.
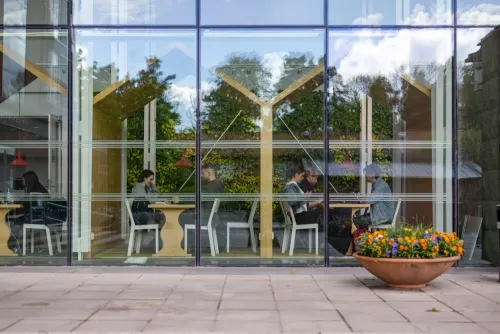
174,152 -> 192,168
339,154 -> 356,169
10,152 -> 28,167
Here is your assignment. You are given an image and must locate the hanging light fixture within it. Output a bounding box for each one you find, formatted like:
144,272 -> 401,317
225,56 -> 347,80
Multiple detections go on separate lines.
174,152 -> 192,168
10,152 -> 28,167
339,154 -> 356,169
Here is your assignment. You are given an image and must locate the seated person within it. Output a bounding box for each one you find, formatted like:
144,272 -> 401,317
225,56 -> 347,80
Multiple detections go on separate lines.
131,169 -> 166,250
8,171 -> 49,253
179,163 -> 226,252
355,163 -> 394,227
298,170 -> 317,193
283,166 -> 323,230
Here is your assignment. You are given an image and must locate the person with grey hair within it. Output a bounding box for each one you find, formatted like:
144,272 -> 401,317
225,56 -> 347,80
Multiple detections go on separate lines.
361,163 -> 394,225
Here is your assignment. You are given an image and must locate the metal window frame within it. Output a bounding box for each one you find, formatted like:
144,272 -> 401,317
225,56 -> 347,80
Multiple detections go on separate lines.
0,0 -> 496,267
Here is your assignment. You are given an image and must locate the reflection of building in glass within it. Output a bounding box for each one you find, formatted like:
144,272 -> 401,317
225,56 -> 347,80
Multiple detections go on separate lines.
464,26 -> 500,264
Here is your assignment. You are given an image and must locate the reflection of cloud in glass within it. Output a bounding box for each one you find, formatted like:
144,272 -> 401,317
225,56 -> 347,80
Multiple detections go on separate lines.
457,2 -> 500,25
74,0 -> 194,25
331,30 -> 452,81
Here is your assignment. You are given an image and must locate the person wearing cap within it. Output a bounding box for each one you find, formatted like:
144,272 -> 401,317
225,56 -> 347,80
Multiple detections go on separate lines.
363,163 -> 394,225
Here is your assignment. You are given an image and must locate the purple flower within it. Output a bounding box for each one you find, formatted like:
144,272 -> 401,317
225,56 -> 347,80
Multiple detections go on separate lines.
391,248 -> 397,255
392,242 -> 398,248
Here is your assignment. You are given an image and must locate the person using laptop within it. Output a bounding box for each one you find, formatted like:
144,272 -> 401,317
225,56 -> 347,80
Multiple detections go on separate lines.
358,163 -> 394,226
283,166 -> 323,228
131,169 -> 166,250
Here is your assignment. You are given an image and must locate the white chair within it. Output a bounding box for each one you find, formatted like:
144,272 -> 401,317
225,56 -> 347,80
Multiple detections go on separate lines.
369,199 -> 402,231
279,201 -> 318,256
23,193 -> 55,256
226,200 -> 258,253
125,199 -> 159,256
184,199 -> 220,257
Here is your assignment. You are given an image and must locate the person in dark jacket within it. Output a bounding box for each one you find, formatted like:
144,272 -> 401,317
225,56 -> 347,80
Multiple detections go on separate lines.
130,169 -> 166,250
8,171 -> 49,252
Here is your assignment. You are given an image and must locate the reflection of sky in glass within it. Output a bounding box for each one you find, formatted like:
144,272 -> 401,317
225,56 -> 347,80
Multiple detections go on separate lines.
201,30 -> 324,101
201,0 -> 323,25
74,0 -> 195,25
328,29 -> 453,84
457,0 -> 500,24
76,30 -> 196,128
329,0 -> 452,25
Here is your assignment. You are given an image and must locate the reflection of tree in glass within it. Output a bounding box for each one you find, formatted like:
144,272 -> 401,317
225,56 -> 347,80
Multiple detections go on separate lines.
79,53 -> 195,194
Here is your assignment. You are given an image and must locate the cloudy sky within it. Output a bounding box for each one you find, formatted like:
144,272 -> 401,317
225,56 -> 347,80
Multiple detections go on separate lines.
72,0 -> 500,129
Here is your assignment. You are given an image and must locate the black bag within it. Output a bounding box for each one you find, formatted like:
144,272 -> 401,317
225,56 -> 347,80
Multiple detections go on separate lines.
327,217 -> 352,255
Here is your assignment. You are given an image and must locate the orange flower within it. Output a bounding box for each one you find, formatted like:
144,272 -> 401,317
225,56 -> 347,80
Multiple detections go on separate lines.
376,246 -> 381,250
404,246 -> 409,251
452,246 -> 457,251
444,250 -> 448,255
399,245 -> 404,251
422,245 -> 427,250
431,253 -> 436,257
434,246 -> 439,251
458,247 -> 463,255
397,237 -> 403,243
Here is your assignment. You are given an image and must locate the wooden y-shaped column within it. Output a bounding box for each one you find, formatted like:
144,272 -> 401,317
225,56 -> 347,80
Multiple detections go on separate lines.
216,64 -> 323,258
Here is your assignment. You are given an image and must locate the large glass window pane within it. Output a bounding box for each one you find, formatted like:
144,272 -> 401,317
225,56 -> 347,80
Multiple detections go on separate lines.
201,29 -> 325,265
0,29 -> 68,264
73,30 -> 196,265
328,0 -> 452,25
458,28 -> 500,266
74,0 -> 195,26
457,0 -> 500,25
0,0 -> 67,25
201,0 -> 324,26
328,29 -> 453,265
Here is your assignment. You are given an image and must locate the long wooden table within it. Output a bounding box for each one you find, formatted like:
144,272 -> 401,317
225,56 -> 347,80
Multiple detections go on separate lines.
148,203 -> 194,257
329,203 -> 370,256
0,204 -> 21,256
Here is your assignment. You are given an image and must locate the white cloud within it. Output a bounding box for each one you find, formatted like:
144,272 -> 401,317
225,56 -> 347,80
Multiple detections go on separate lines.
352,13 -> 383,25
458,3 -> 500,25
262,52 -> 288,87
335,4 -> 500,83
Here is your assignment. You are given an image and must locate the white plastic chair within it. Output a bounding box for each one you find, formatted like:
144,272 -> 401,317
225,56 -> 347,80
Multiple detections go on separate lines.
226,200 -> 258,253
125,199 -> 159,256
23,192 -> 55,256
184,199 -> 220,256
369,199 -> 402,231
279,201 -> 318,256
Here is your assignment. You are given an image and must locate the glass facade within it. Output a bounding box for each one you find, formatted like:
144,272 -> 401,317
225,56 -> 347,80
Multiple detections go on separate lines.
0,0 -> 497,267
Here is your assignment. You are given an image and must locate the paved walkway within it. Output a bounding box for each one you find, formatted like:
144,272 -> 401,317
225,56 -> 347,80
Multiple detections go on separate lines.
0,267 -> 498,333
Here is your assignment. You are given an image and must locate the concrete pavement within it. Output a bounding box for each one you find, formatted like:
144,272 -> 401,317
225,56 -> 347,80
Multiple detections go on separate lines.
0,266 -> 498,333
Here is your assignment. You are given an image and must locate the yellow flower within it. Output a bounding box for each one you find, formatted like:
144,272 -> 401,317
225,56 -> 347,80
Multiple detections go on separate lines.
431,253 -> 436,257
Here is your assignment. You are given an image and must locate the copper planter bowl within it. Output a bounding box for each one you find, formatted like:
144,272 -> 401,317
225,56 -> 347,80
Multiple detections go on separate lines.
353,253 -> 460,289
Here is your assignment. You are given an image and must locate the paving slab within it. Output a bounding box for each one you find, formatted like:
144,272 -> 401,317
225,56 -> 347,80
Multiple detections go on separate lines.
0,267 -> 496,333
73,320 -> 148,332
2,319 -> 81,332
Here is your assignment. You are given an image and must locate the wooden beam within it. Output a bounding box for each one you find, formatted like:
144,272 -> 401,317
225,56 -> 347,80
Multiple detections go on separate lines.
271,63 -> 324,106
0,44 -> 67,96
93,77 -> 129,105
260,103 -> 273,258
398,73 -> 431,96
215,63 -> 327,259
215,68 -> 266,107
